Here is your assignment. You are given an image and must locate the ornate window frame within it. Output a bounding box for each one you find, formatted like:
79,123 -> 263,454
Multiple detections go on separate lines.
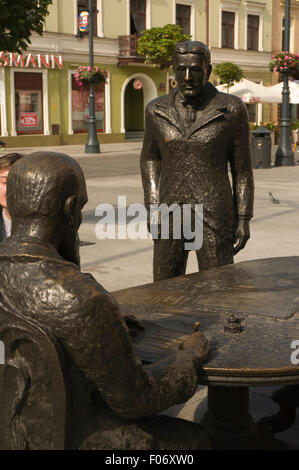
219,0 -> 240,50
173,0 -> 195,38
0,69 -> 7,136
244,1 -> 265,52
10,68 -> 50,137
68,69 -> 111,135
127,0 -> 151,35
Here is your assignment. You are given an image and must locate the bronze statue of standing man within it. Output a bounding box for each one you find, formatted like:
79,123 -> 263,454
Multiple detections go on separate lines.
140,41 -> 254,281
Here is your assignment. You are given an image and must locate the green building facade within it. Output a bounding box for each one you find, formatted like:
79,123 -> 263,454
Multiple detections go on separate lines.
0,0 -> 273,147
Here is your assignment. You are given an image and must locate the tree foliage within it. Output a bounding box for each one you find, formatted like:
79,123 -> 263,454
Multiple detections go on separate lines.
0,0 -> 53,52
214,62 -> 244,92
137,24 -> 191,69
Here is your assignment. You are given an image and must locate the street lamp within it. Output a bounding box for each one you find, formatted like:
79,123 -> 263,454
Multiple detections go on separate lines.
275,0 -> 294,166
85,0 -> 100,154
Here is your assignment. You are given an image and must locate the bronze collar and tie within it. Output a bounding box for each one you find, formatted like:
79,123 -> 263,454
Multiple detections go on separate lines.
183,103 -> 197,124
178,91 -> 209,126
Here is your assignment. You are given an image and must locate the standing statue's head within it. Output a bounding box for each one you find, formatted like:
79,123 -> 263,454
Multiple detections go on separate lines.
6,152 -> 88,265
173,41 -> 212,101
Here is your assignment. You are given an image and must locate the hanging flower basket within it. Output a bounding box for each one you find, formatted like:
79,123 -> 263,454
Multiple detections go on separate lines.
74,66 -> 108,88
269,52 -> 299,76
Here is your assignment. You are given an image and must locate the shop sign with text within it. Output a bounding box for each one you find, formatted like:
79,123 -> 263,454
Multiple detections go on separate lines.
20,113 -> 38,128
0,52 -> 63,69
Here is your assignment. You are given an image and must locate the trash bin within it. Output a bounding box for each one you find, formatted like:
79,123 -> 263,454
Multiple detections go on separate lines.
251,126 -> 272,169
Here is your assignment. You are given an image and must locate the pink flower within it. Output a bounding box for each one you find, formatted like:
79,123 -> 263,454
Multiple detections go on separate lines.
87,66 -> 92,72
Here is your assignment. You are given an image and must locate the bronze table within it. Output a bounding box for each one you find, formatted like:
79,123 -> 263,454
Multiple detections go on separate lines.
113,257 -> 299,449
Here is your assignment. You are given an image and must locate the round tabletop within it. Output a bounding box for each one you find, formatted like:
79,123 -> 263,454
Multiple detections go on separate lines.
114,257 -> 299,386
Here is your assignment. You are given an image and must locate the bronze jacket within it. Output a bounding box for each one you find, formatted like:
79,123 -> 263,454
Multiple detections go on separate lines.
0,237 -> 199,420
140,82 -> 254,238
0,207 -> 3,242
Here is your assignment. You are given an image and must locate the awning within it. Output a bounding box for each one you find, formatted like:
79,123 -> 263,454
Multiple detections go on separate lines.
216,78 -> 280,103
267,80 -> 299,104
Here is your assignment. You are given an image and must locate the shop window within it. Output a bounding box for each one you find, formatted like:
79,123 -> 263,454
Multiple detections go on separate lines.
71,75 -> 105,133
246,103 -> 257,123
247,14 -> 259,51
15,72 -> 43,135
130,0 -> 146,35
222,11 -> 235,49
176,4 -> 191,35
78,0 -> 97,36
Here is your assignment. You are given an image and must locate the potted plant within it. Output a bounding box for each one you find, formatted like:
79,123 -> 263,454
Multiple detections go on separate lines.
291,119 -> 299,150
137,24 -> 191,93
249,122 -> 259,133
214,62 -> 244,93
263,122 -> 279,146
269,52 -> 299,79
74,65 -> 108,88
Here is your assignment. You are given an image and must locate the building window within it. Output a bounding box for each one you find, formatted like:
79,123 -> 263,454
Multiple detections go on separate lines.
77,0 -> 97,36
222,11 -> 235,49
247,14 -> 259,50
281,16 -> 295,52
176,4 -> 191,35
130,0 -> 146,35
71,75 -> 105,133
15,72 -> 43,135
246,103 -> 257,123
282,17 -> 286,50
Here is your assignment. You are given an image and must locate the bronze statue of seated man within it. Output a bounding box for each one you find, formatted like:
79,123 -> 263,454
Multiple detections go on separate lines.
0,151 -> 211,450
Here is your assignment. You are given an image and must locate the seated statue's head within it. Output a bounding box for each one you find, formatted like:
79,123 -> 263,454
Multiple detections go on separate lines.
6,151 -> 88,265
173,41 -> 212,101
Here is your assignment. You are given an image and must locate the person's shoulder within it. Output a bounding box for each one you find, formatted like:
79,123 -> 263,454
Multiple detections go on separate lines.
55,267 -> 119,320
38,258 -> 119,320
0,245 -> 112,311
46,259 -> 111,303
216,90 -> 247,114
145,90 -> 174,113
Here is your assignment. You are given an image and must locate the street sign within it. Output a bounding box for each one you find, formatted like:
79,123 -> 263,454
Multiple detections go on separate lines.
78,11 -> 89,32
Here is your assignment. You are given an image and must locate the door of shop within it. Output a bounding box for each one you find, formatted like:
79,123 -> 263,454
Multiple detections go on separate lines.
14,72 -> 43,135
125,79 -> 144,138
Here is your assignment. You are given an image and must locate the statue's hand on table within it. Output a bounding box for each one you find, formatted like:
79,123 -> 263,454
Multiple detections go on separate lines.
234,219 -> 250,255
178,332 -> 210,371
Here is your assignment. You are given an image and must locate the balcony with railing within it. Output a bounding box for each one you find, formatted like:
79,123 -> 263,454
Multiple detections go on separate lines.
118,34 -> 145,65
